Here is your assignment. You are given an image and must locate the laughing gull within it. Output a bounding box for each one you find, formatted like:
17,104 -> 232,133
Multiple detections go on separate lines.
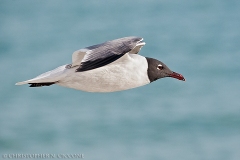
16,36 -> 185,92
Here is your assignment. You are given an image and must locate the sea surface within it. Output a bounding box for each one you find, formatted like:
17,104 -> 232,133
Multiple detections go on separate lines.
1,0 -> 240,160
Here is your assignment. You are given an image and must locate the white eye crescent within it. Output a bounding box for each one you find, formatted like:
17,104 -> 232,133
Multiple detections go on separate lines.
157,64 -> 163,70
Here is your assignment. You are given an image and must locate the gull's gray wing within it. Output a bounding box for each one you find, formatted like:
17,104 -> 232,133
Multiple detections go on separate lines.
74,36 -> 145,72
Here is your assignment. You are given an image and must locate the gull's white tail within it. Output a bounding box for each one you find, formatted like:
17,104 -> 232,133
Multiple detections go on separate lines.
15,65 -> 68,87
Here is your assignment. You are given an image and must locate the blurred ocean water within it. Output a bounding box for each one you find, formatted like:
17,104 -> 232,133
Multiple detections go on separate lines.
0,0 -> 240,160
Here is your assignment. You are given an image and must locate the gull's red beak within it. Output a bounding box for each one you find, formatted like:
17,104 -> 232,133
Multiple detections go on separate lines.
169,72 -> 185,81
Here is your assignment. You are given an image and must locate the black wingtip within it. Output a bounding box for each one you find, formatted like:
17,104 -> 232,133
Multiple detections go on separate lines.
29,82 -> 55,87
76,54 -> 124,72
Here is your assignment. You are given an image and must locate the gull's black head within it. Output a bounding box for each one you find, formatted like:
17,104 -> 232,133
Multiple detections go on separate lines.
146,57 -> 185,82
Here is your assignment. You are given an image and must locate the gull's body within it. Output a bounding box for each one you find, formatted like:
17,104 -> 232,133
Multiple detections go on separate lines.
16,36 -> 185,92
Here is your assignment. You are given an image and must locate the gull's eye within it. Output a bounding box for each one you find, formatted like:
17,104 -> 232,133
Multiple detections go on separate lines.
157,64 -> 164,70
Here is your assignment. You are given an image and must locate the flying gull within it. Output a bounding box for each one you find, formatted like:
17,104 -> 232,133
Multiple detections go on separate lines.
16,36 -> 185,92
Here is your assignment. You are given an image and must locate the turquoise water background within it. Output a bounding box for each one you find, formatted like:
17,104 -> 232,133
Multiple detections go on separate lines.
1,0 -> 240,159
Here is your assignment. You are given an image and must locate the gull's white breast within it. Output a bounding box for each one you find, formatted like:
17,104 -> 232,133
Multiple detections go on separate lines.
57,54 -> 150,92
